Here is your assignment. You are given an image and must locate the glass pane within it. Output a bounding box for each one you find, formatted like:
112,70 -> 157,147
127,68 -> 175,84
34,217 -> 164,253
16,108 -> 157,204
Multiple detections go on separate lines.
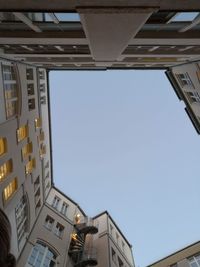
190,262 -> 198,267
54,13 -> 80,22
171,12 -> 199,22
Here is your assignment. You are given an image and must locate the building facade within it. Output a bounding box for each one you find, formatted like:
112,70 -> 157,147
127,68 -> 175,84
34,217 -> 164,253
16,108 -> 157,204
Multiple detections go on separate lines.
1,2 -> 200,266
166,61 -> 200,134
0,57 -> 134,267
147,241 -> 200,267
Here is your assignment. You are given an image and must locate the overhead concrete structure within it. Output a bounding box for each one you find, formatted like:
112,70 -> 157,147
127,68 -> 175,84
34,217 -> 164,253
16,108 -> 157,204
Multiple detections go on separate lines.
0,1 -> 200,69
79,7 -> 155,61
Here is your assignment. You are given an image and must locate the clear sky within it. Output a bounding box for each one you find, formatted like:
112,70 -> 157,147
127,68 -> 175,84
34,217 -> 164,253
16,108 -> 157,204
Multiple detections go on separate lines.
49,70 -> 200,267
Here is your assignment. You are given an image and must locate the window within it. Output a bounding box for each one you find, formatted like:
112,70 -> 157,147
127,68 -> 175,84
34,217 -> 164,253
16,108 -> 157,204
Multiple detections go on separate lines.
28,98 -> 35,111
45,161 -> 49,169
40,96 -> 46,104
17,125 -> 28,142
0,159 -> 12,182
25,158 -> 36,174
110,224 -> 113,235
44,215 -> 54,231
40,83 -> 46,92
38,131 -> 45,142
52,196 -> 60,209
27,84 -> 35,96
34,187 -> 41,215
185,91 -> 200,104
15,196 -> 28,246
34,176 -> 40,192
116,232 -> 119,244
35,118 -> 42,129
22,142 -> 33,159
61,202 -> 68,216
188,253 -> 200,267
50,13 -> 80,22
26,68 -> 34,80
122,241 -> 125,252
111,248 -> 117,264
54,223 -> 64,238
28,242 -> 57,266
3,177 -> 18,203
0,137 -> 7,157
118,257 -> 124,267
176,73 -> 193,87
170,12 -> 199,22
39,144 -> 46,158
2,64 -> 19,119
39,70 -> 45,80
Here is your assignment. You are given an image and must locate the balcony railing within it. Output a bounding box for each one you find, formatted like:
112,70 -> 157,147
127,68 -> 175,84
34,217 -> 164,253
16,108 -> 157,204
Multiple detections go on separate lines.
76,217 -> 98,235
75,248 -> 98,267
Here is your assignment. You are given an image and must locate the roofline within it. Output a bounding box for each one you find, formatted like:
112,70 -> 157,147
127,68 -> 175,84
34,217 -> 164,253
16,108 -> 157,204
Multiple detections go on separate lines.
146,240 -> 200,267
93,210 -> 132,248
52,185 -> 86,216
46,70 -> 55,186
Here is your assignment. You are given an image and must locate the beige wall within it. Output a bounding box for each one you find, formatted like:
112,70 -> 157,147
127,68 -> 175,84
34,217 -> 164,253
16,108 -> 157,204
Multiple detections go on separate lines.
0,59 -> 51,259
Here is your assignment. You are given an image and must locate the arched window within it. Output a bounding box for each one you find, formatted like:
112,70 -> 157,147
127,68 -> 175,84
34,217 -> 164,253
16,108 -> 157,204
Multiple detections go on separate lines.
27,242 -> 57,267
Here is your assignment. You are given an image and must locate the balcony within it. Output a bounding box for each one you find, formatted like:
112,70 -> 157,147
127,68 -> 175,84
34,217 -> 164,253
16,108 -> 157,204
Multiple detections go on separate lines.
76,217 -> 98,235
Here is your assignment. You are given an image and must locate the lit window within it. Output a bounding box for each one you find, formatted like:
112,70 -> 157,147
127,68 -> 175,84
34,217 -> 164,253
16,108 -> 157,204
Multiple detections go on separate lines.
0,159 -> 12,182
170,12 -> 199,22
25,158 -> 36,174
3,177 -> 18,203
17,125 -> 28,142
188,253 -> 200,267
35,118 -> 42,129
44,215 -> 54,231
52,196 -> 60,209
75,214 -> 81,224
22,142 -> 33,159
61,202 -> 68,216
0,138 -> 7,156
54,223 -> 64,238
185,91 -> 200,104
15,196 -> 28,247
28,242 -> 57,266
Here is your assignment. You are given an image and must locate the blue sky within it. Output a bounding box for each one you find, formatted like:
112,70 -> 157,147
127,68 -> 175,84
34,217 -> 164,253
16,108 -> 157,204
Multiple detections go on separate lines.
49,70 -> 200,267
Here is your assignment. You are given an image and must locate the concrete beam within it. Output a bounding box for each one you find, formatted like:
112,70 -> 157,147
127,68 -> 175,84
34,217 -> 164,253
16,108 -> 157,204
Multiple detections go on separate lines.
0,38 -> 88,45
78,7 -> 155,61
13,12 -> 42,32
1,0 -> 200,11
